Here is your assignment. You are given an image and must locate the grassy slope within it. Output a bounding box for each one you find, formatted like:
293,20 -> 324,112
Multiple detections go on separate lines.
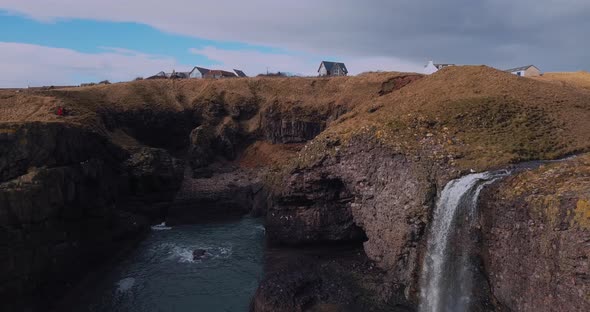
0,73 -> 405,127
534,71 -> 590,91
297,66 -> 590,171
495,154 -> 590,230
2,67 -> 590,172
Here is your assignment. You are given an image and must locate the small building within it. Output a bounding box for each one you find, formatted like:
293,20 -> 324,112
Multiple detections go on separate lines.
147,71 -> 168,79
203,70 -> 237,79
169,71 -> 190,79
234,69 -> 247,77
318,61 -> 348,77
424,61 -> 455,74
189,67 -> 211,79
505,65 -> 541,77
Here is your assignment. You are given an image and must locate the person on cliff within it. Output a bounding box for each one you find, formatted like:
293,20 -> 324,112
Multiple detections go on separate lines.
57,106 -> 64,116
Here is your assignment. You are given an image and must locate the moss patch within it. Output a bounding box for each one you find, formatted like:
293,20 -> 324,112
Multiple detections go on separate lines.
572,199 -> 590,230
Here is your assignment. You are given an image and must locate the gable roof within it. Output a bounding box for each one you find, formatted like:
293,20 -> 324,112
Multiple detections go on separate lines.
318,61 -> 348,73
195,67 -> 210,75
434,63 -> 455,69
233,69 -> 247,77
147,71 -> 168,79
204,70 -> 237,78
505,65 -> 539,72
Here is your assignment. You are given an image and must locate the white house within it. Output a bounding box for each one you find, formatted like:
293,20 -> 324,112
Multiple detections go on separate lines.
424,61 -> 455,75
505,65 -> 541,77
318,61 -> 348,77
189,67 -> 211,79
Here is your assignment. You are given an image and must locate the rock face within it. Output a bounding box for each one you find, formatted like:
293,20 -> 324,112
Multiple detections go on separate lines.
479,156 -> 590,312
0,122 -> 124,182
0,122 -> 154,309
169,167 -> 263,224
251,246 -> 410,312
265,135 -> 446,306
262,114 -> 324,144
121,147 -> 185,218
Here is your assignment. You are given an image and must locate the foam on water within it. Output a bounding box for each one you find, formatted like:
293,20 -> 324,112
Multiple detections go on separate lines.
116,277 -> 136,293
69,217 -> 265,312
151,222 -> 172,231
163,244 -> 233,263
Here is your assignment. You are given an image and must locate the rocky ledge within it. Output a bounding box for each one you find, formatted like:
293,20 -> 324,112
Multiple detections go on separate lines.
479,155 -> 590,312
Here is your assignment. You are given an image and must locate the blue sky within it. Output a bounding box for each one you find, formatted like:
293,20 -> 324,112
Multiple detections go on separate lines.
0,0 -> 587,87
0,12 -> 287,66
0,11 -> 337,86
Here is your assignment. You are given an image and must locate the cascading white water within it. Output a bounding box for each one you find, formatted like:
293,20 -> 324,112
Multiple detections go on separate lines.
419,170 -> 510,312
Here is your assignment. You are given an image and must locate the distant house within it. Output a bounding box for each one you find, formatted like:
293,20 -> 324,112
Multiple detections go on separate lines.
318,61 -> 348,77
147,71 -> 168,79
189,67 -> 210,79
234,69 -> 247,77
424,61 -> 455,74
203,70 -> 238,79
169,71 -> 190,79
506,65 -> 541,77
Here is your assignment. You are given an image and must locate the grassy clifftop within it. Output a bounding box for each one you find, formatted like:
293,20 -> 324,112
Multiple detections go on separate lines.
297,66 -> 590,171
0,72 -> 414,127
534,71 -> 590,91
2,67 -> 590,171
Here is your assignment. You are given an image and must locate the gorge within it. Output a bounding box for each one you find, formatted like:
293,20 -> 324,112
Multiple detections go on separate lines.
1,67 -> 589,311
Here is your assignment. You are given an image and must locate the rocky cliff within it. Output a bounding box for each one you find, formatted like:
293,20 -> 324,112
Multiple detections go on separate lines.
0,73 -> 406,309
2,67 -> 590,311
0,122 -> 149,310
255,66 -> 590,310
479,155 -> 590,311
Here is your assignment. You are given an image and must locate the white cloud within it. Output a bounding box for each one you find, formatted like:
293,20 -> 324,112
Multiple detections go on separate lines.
0,42 -> 182,87
3,0 -> 589,71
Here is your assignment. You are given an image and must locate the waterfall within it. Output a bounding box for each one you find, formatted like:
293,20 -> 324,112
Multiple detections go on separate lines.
419,170 -> 510,312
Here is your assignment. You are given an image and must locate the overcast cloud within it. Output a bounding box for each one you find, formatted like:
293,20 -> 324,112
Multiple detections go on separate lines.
1,0 -> 589,86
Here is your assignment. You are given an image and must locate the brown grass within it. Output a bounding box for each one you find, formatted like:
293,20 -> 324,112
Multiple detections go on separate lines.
238,141 -> 303,168
300,66 -> 590,171
0,72 -> 414,129
533,71 -> 590,91
4,68 -> 590,173
493,154 -> 590,229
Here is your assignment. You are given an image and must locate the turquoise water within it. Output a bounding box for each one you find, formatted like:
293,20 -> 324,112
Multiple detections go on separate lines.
76,217 -> 265,312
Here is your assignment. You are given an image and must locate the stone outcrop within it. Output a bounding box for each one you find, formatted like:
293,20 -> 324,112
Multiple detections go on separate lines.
0,122 -> 124,182
120,147 -> 185,218
251,246 -> 410,312
264,135 -> 447,306
0,122 -> 152,309
169,167 -> 263,224
0,155 -> 148,310
479,155 -> 590,312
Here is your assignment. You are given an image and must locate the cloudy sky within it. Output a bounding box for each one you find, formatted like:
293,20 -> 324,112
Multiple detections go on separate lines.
1,0 -> 589,87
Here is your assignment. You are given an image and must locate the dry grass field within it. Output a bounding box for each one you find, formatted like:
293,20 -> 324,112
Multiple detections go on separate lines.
533,71 -> 590,90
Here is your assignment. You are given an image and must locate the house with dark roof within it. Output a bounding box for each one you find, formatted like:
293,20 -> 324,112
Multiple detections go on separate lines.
203,70 -> 237,79
189,66 -> 211,79
318,61 -> 348,77
424,61 -> 456,74
234,69 -> 247,77
505,65 -> 541,77
147,71 -> 168,79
